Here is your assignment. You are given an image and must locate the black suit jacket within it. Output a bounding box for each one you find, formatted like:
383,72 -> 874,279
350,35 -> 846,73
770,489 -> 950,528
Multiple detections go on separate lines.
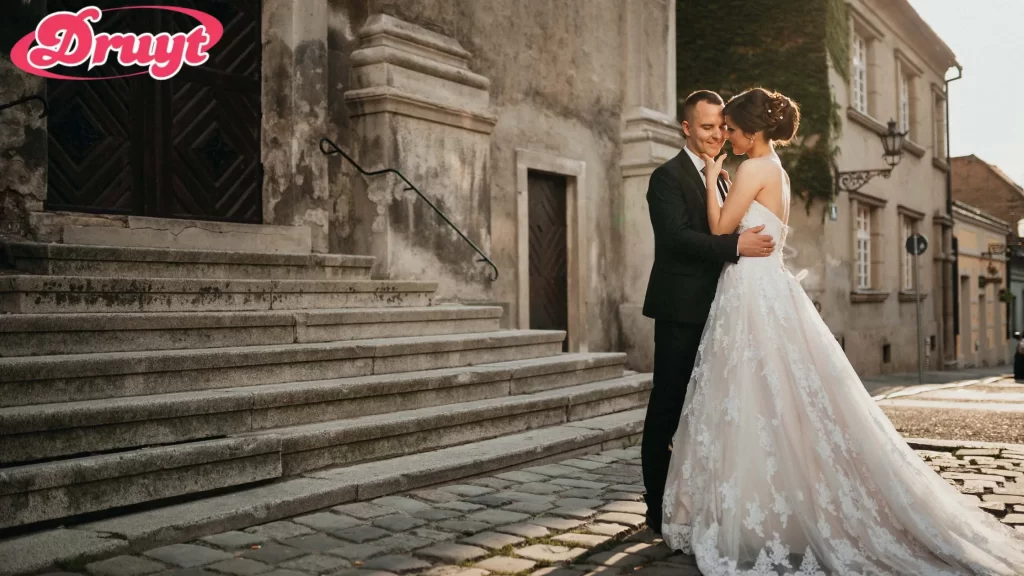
642,151 -> 740,325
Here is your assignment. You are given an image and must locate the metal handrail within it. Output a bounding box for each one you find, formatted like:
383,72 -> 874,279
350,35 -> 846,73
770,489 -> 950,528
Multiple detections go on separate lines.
319,137 -> 498,281
0,95 -> 48,118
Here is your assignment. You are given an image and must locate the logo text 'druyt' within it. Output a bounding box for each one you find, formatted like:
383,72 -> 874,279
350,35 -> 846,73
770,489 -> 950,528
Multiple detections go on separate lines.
11,5 -> 224,81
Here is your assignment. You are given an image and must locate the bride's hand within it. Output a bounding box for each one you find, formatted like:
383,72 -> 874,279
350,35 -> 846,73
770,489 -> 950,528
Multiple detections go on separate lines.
701,153 -> 727,184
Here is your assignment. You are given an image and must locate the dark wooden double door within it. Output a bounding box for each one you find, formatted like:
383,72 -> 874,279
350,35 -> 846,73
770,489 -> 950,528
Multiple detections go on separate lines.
45,0 -> 262,223
528,171 -> 569,352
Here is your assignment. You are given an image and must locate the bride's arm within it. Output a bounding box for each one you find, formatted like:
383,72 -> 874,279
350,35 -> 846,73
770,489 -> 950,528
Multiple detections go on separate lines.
704,157 -> 763,236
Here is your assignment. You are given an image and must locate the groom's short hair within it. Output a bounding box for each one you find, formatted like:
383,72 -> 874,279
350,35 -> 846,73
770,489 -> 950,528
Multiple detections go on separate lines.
682,90 -> 724,123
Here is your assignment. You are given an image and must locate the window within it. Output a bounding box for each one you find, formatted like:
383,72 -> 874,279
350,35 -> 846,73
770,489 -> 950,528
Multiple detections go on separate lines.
852,34 -> 868,114
900,214 -> 919,291
856,205 -> 872,289
934,93 -> 947,156
898,63 -> 912,136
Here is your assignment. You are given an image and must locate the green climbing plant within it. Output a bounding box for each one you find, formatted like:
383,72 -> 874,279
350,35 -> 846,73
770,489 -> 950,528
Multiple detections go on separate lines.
676,0 -> 849,214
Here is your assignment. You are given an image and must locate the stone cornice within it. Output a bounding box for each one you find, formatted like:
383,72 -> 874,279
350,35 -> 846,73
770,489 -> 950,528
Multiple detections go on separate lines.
345,87 -> 497,134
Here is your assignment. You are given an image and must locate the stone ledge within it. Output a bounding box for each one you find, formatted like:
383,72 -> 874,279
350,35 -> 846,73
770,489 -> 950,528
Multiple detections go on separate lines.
850,290 -> 890,304
898,290 -> 929,302
345,87 -> 497,134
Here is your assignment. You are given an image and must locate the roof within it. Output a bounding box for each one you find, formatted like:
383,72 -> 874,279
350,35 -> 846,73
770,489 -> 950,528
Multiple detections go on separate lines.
952,155 -> 1024,197
952,199 -> 1012,235
892,1 -> 960,71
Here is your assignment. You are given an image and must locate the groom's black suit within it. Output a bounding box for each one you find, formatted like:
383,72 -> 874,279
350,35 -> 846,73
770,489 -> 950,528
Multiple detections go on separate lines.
641,150 -> 739,531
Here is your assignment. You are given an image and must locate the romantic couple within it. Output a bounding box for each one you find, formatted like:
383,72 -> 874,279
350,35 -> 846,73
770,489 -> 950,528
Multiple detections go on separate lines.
639,87 -> 1024,575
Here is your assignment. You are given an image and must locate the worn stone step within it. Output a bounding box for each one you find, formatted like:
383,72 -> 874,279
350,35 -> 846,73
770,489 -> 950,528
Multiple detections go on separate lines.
268,373 -> 652,475
0,275 -> 437,314
0,353 -> 626,464
0,435 -> 282,530
2,242 -> 374,280
0,330 -> 565,407
0,305 -> 503,356
0,409 -> 645,574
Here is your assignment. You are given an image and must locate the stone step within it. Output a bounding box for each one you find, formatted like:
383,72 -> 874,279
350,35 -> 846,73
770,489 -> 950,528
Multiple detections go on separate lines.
2,241 -> 374,280
0,435 -> 283,531
269,373 -> 652,475
0,275 -> 438,314
0,377 -> 646,531
0,409 -> 645,574
0,330 -> 566,407
0,305 -> 503,356
0,353 -> 627,464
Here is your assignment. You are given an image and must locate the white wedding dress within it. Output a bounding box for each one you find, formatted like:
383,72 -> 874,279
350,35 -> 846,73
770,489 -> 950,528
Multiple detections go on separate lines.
661,159 -> 1024,575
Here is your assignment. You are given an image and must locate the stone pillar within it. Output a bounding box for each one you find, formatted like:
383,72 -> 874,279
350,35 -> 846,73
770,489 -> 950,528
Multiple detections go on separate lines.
618,0 -> 684,371
262,0 -> 331,252
342,14 -> 496,300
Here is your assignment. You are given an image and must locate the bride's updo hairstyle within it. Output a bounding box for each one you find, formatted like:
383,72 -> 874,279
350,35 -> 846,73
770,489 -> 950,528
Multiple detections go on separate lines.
723,88 -> 800,145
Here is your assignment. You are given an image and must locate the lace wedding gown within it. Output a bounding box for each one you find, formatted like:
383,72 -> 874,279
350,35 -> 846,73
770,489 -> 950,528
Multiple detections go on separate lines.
661,162 -> 1024,575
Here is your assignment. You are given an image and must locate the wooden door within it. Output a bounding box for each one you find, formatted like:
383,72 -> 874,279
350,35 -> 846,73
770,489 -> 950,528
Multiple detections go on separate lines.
45,0 -> 262,223
528,171 -> 568,351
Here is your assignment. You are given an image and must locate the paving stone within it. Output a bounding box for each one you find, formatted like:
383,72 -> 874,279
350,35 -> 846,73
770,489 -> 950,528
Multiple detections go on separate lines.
331,571 -> 400,576
364,555 -> 432,573
553,533 -> 611,547
373,496 -> 434,514
559,471 -> 605,482
439,485 -> 495,497
333,525 -> 393,543
603,492 -> 643,502
245,521 -> 316,541
955,448 -> 1002,457
373,514 -> 428,532
594,513 -> 645,528
560,459 -> 608,471
503,501 -> 555,515
556,488 -> 605,499
412,508 -> 463,521
86,555 -> 167,576
522,464 -> 579,477
460,531 -> 525,550
611,542 -> 673,560
514,482 -> 567,495
466,509 -> 531,526
600,501 -> 647,515
416,543 -> 489,563
995,486 -> 1024,496
555,498 -> 605,509
940,472 -> 1007,483
550,479 -> 609,490
436,501 -> 486,513
206,558 -> 271,576
980,502 -> 1007,513
257,571 -> 308,576
201,531 -> 269,551
282,532 -> 347,552
982,468 -> 1024,478
326,543 -> 386,561
434,520 -> 493,535
409,528 -> 458,542
278,554 -> 350,573
584,551 -> 646,569
465,494 -> 516,507
582,523 -> 630,537
474,556 -> 537,574
497,471 -> 550,483
516,544 -> 587,563
374,534 -> 435,553
410,489 -> 463,504
634,563 -> 698,576
581,454 -> 621,464
145,544 -> 232,568
493,523 -> 551,538
469,477 -> 518,490
607,485 -> 644,493
549,507 -> 598,520
492,491 -> 557,504
333,503 -> 400,519
293,512 -> 363,533
241,543 -> 306,564
1002,514 -> 1024,524
528,517 -> 586,531
420,566 -> 490,576
529,569 -> 584,576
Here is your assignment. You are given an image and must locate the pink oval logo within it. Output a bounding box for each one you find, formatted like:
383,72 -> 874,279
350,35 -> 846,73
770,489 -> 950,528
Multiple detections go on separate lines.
11,5 -> 223,81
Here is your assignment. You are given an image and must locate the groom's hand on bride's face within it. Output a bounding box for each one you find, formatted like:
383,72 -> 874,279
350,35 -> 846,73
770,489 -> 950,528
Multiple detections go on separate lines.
737,225 -> 775,258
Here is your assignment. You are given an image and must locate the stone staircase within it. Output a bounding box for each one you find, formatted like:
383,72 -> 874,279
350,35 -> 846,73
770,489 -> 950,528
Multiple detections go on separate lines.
0,238 -> 650,542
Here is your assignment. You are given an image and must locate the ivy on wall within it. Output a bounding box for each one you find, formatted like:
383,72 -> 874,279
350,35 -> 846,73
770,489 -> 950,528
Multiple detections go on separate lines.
676,0 -> 849,213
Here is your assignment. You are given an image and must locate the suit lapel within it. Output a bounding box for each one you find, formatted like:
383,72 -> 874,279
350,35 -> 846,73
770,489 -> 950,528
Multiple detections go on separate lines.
674,151 -> 708,208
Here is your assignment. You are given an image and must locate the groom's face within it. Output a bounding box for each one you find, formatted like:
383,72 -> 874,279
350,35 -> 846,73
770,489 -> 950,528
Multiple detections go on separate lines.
683,101 -> 726,157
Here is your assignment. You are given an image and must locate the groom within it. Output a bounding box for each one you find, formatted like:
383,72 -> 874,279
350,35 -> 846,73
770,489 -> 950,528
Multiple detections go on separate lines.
640,90 -> 775,533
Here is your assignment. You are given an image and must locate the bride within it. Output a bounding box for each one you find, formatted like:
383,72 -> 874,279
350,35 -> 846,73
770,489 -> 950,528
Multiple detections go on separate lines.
661,87 -> 1024,575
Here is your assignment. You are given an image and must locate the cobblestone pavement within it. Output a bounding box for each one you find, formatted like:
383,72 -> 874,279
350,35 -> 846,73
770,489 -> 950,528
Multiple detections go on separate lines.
54,441 -> 1024,576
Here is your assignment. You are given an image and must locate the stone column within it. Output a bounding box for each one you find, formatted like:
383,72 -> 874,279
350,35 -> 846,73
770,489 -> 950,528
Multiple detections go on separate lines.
342,14 -> 496,300
619,0 -> 684,371
262,0 -> 331,252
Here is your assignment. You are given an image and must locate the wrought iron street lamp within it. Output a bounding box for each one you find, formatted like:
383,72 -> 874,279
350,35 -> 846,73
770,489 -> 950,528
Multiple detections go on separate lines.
834,119 -> 908,194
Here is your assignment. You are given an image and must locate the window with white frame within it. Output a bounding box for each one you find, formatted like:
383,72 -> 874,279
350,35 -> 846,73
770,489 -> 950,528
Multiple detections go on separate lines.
852,34 -> 868,115
934,93 -> 947,156
900,214 -> 919,291
898,63 -> 912,136
856,205 -> 872,289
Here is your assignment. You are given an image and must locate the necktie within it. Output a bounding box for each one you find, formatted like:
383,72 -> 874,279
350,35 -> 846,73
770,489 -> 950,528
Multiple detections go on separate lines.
701,166 -> 728,204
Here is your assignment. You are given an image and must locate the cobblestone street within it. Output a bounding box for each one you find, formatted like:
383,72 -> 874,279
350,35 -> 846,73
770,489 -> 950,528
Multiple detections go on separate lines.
51,438 -> 1024,576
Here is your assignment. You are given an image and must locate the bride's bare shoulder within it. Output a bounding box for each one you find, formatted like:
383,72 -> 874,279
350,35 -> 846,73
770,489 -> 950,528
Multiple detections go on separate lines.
735,157 -> 776,179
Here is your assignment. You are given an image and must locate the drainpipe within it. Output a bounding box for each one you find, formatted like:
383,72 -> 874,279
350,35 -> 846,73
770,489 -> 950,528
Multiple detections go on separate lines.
944,65 -> 963,364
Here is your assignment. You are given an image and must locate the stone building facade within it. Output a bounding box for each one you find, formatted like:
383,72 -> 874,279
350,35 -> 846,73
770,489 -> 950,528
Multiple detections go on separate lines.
951,200 -> 1011,367
951,155 -> 1024,338
784,0 -> 959,376
1,0 -> 683,364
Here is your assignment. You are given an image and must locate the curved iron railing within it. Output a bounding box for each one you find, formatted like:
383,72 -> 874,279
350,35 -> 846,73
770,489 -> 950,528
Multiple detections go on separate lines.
319,137 -> 498,281
0,95 -> 48,118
